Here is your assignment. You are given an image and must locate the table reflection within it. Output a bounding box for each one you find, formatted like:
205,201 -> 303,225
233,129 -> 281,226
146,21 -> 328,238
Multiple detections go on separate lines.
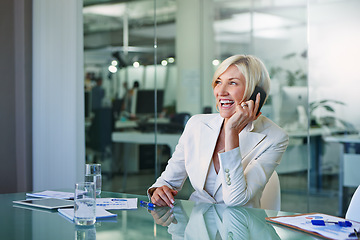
151,202 -> 280,240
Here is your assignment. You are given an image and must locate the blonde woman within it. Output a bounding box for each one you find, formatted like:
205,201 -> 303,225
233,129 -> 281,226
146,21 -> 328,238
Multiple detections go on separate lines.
148,55 -> 289,208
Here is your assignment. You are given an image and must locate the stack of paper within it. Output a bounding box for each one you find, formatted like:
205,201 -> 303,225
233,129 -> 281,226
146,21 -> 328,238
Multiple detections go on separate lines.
26,191 -> 139,223
266,213 -> 360,240
59,207 -> 117,221
26,190 -> 74,199
57,198 -> 139,223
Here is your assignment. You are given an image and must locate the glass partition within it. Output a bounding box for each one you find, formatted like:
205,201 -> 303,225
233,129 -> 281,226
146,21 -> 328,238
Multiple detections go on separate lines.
308,0 -> 360,217
211,0 -> 309,214
83,0 -> 178,195
83,0 -> 359,217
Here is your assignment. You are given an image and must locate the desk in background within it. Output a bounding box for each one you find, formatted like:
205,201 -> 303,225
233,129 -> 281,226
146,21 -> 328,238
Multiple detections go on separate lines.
3,191 -> 317,239
280,127 -> 344,193
114,118 -> 171,130
112,131 -> 181,154
112,131 -> 181,190
324,134 -> 360,216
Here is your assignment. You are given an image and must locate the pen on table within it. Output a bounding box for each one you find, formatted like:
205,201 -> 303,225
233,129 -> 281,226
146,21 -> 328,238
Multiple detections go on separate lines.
140,200 -> 156,208
311,220 -> 352,227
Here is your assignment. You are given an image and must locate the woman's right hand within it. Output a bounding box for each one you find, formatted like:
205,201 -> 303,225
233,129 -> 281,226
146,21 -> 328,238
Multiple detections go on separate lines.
151,185 -> 178,208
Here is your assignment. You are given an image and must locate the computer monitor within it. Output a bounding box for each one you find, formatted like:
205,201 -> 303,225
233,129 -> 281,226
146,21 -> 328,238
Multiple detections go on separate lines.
135,89 -> 164,116
279,86 -> 308,126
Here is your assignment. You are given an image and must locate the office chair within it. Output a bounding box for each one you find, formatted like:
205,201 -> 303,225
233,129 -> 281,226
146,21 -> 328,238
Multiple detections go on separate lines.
112,98 -> 123,126
260,171 -> 281,211
342,150 -> 360,215
345,185 -> 360,222
87,108 -> 113,163
170,112 -> 191,131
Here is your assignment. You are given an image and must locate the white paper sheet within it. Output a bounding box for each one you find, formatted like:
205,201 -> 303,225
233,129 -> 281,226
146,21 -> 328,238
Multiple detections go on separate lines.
26,190 -> 74,199
96,198 -> 138,210
58,207 -> 117,221
270,213 -> 360,240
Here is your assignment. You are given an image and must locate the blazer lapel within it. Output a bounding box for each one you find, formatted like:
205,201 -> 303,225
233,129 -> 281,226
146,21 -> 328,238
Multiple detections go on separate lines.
192,115 -> 266,193
197,115 -> 223,191
239,120 -> 266,167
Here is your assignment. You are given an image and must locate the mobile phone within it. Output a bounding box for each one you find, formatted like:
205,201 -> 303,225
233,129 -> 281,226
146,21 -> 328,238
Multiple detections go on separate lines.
248,86 -> 267,116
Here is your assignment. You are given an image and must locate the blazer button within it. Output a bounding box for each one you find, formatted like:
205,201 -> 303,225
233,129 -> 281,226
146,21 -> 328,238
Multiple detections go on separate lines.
225,168 -> 230,173
226,180 -> 231,185
226,175 -> 231,182
228,232 -> 233,240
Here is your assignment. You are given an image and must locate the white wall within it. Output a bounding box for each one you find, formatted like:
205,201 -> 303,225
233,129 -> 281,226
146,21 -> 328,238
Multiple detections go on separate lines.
144,65 -> 166,89
32,0 -> 84,190
176,0 -> 215,115
309,0 -> 360,131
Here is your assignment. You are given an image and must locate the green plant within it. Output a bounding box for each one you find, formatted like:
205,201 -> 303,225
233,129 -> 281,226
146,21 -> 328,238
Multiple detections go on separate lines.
269,51 -> 307,86
309,99 -> 346,127
310,99 -> 345,115
283,52 -> 307,86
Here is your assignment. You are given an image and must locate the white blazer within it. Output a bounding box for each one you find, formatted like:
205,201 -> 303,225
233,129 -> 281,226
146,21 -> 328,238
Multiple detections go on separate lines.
149,114 -> 289,208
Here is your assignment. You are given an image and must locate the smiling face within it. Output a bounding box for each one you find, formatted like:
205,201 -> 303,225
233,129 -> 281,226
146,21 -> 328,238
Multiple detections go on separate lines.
213,64 -> 246,120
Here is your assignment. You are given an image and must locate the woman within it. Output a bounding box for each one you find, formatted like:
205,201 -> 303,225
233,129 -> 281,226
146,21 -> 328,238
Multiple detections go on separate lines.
148,55 -> 289,208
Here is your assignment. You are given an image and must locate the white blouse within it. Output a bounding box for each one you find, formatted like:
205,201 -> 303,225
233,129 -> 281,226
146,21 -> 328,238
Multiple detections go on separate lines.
204,160 -> 222,199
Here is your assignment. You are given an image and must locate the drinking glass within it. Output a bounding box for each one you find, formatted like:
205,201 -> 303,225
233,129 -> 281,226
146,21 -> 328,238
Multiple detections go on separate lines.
85,163 -> 102,196
74,182 -> 96,226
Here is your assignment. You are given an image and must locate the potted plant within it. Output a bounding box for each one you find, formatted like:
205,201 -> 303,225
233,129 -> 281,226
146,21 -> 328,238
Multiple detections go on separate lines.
310,99 -> 347,128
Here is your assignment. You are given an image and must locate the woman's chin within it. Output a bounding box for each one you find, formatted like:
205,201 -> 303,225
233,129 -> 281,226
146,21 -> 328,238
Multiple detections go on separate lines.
219,109 -> 235,119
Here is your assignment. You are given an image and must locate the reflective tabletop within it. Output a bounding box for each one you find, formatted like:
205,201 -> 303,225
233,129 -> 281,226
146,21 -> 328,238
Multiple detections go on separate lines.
0,191 -> 316,239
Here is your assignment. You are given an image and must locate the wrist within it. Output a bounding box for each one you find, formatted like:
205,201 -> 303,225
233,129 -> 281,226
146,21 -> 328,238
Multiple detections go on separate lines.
224,131 -> 239,152
224,126 -> 241,138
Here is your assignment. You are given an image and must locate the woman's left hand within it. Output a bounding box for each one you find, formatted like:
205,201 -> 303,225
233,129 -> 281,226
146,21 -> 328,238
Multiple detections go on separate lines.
226,92 -> 262,133
224,93 -> 261,152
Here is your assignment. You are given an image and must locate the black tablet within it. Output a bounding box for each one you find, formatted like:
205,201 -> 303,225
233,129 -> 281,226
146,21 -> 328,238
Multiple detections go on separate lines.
13,198 -> 74,210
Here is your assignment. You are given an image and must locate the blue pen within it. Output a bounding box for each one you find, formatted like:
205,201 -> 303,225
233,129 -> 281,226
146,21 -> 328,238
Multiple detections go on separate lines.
311,220 -> 352,227
140,200 -> 156,208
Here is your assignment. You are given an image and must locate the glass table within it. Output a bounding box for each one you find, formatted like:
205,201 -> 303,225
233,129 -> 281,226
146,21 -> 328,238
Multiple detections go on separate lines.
0,191 -> 316,239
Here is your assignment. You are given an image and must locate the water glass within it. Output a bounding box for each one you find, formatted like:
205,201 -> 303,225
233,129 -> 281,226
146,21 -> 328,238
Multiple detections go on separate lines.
85,163 -> 102,196
74,182 -> 96,226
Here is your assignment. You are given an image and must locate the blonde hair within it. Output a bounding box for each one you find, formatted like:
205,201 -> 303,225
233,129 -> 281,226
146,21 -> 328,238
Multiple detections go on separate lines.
212,55 -> 270,103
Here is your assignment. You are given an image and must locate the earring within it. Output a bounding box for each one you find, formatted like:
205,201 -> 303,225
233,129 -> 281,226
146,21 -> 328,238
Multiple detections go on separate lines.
215,105 -> 219,112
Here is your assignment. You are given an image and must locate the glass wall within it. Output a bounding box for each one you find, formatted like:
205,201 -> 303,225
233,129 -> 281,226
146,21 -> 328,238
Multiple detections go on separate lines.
210,0 -> 309,214
83,0 -> 179,196
83,0 -> 360,217
307,0 -> 360,217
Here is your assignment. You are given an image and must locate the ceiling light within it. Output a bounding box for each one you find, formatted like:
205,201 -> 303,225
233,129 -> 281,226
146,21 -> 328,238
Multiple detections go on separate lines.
161,60 -> 168,66
83,4 -> 126,17
133,61 -> 140,68
212,59 -> 220,66
108,65 -> 117,73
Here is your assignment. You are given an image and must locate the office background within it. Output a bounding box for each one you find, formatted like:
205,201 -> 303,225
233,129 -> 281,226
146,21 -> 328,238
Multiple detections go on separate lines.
1,0 -> 360,218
